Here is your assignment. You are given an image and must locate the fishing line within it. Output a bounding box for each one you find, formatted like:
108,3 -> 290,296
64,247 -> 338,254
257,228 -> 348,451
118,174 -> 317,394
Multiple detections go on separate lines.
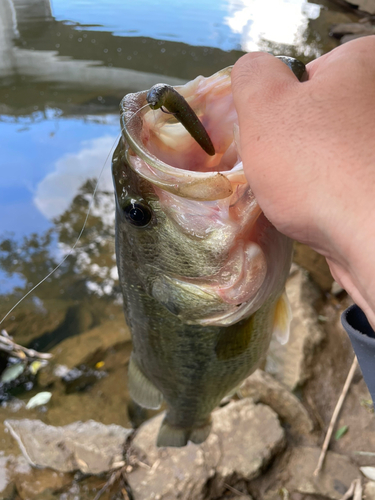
0,133 -> 121,327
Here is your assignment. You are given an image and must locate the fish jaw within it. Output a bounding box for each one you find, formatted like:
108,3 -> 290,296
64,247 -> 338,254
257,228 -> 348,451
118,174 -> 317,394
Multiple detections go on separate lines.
116,67 -> 293,326
120,67 -> 237,201
148,214 -> 292,327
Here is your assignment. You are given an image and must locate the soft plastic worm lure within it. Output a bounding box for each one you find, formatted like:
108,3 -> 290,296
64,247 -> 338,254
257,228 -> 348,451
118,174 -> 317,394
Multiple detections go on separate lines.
146,83 -> 216,156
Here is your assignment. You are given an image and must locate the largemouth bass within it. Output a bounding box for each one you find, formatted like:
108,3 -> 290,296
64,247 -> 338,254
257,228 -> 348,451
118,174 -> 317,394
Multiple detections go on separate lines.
112,59 -> 303,447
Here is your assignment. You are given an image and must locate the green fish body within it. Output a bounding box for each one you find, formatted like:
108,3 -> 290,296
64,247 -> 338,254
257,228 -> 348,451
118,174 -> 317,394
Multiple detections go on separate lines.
112,66 -> 294,447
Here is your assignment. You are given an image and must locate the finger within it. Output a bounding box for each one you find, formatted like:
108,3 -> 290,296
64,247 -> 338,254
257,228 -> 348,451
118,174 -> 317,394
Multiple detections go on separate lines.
231,52 -> 302,111
231,52 -> 303,150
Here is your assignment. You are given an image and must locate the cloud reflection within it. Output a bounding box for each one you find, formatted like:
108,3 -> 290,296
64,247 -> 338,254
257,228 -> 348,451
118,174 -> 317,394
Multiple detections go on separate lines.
34,134 -> 117,219
225,0 -> 320,51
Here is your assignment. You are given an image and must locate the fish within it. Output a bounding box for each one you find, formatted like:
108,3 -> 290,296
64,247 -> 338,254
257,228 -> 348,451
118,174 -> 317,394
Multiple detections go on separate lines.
112,58 -> 304,447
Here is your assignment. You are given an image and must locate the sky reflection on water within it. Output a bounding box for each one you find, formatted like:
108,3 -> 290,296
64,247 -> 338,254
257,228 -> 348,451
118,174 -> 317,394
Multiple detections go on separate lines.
53,0 -> 321,51
0,0 -> 338,298
0,116 -> 118,235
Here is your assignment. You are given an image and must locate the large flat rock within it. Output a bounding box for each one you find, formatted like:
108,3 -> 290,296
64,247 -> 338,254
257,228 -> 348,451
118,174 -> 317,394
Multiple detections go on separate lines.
128,399 -> 285,500
5,419 -> 132,474
240,369 -> 313,436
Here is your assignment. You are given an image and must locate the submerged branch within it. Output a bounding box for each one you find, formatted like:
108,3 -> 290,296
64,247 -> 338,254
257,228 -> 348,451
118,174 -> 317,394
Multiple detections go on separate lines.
0,329 -> 53,360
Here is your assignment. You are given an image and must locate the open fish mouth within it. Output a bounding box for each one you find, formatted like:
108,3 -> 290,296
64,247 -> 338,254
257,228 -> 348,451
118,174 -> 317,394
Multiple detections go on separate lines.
120,67 -> 240,201
119,67 -> 292,326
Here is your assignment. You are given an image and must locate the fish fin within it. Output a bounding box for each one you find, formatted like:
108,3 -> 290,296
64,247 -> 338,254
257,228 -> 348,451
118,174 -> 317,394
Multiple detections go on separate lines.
128,356 -> 163,410
273,291 -> 292,345
156,417 -> 212,447
215,315 -> 255,360
189,419 -> 212,444
156,419 -> 189,447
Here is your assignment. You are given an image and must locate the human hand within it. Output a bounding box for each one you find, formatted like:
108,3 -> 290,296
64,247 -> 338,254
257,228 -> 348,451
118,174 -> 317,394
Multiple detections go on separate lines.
231,36 -> 375,328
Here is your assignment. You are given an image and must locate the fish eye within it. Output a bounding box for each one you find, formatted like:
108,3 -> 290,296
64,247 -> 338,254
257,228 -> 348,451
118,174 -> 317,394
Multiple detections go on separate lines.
123,201 -> 152,227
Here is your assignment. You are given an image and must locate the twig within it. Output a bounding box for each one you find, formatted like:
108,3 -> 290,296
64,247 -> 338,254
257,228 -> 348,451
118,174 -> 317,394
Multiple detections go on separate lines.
314,357 -> 358,476
0,329 -> 52,360
353,478 -> 362,500
224,483 -> 244,496
121,487 -> 130,500
150,458 -> 160,474
93,468 -> 122,500
280,488 -> 290,500
134,459 -> 151,470
340,478 -> 363,500
355,451 -> 375,456
339,479 -> 356,500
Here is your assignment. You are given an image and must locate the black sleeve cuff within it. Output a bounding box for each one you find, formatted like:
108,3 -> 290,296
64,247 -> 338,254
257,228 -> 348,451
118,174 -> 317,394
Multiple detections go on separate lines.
342,304 -> 375,402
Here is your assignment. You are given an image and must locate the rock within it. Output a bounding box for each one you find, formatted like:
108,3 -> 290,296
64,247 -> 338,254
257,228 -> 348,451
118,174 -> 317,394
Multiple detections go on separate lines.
49,313 -> 131,369
129,417 -> 220,500
240,369 -> 313,436
341,33 -> 371,43
361,467 -> 375,481
330,21 -> 375,38
344,0 -> 375,14
213,401 -> 285,487
330,20 -> 375,45
0,454 -> 16,499
266,268 -> 325,390
128,399 -> 285,500
293,243 -> 333,291
284,447 -> 359,499
364,481 -> 375,500
61,366 -> 107,393
38,313 -> 131,387
228,497 -> 253,500
331,281 -> 345,296
14,467 -> 72,500
4,419 -> 132,474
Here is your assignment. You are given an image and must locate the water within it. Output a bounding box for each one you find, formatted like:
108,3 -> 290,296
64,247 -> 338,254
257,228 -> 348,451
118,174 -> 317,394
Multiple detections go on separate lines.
0,0 -> 355,496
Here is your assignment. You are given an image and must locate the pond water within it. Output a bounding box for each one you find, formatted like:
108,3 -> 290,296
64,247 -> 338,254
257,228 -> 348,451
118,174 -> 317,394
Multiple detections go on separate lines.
0,0 -> 356,496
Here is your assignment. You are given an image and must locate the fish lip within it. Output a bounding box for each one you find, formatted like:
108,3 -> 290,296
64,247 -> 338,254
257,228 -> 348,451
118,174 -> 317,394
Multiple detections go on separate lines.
126,149 -> 235,201
120,68 -> 241,201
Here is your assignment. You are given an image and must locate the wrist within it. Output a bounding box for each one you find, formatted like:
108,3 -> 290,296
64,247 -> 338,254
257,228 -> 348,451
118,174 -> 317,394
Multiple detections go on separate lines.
326,202 -> 375,330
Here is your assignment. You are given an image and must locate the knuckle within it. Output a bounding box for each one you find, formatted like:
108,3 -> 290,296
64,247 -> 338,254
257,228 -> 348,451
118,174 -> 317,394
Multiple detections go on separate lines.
232,53 -> 271,91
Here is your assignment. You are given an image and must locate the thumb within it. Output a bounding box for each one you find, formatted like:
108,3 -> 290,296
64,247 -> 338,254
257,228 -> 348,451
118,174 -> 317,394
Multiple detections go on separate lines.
231,52 -> 302,106
231,52 -> 302,138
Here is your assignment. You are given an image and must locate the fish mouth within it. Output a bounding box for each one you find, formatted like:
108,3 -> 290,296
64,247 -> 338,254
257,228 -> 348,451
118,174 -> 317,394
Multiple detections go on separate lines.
120,67 -> 244,202
120,68 -> 291,326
